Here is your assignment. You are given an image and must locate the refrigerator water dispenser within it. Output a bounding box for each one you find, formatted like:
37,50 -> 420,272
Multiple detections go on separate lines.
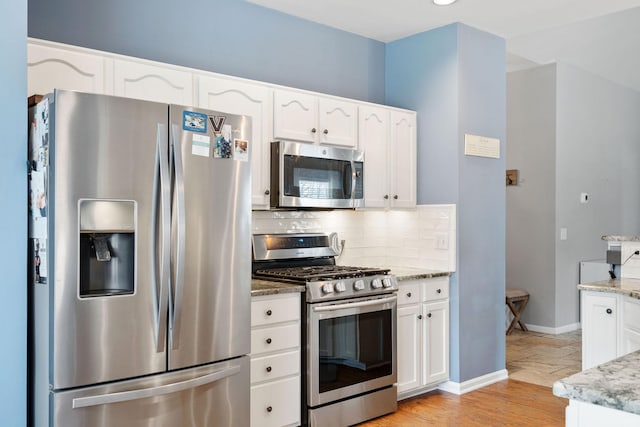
79,200 -> 135,297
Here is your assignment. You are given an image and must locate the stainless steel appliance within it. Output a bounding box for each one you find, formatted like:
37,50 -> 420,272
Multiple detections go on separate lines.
270,140 -> 364,209
28,90 -> 252,427
252,233 -> 397,427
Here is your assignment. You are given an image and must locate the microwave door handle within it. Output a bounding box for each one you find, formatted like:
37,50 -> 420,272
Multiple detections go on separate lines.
345,160 -> 354,200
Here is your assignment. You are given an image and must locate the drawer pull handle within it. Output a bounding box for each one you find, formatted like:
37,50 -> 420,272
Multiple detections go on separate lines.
264,189 -> 270,195
417,314 -> 423,320
606,308 -> 613,314
323,129 -> 329,135
267,406 -> 273,413
394,195 -> 398,200
407,292 -> 412,298
437,289 -> 442,294
311,128 -> 317,134
266,309 -> 272,316
266,366 -> 272,372
427,313 -> 432,318
266,338 -> 272,344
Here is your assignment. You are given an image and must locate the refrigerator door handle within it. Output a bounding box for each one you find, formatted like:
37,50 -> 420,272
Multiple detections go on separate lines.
152,124 -> 171,353
71,364 -> 241,409
169,124 -> 186,349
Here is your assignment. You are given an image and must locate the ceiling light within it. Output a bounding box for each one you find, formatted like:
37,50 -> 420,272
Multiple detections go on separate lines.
433,0 -> 457,5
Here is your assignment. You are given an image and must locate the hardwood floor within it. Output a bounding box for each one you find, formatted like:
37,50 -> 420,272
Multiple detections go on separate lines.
359,379 -> 567,426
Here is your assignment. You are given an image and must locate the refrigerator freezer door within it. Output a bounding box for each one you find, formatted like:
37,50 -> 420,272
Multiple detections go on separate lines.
51,91 -> 169,389
52,356 -> 249,427
168,106 -> 252,369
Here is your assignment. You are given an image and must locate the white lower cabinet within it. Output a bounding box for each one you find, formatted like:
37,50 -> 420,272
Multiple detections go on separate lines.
397,277 -> 449,400
581,291 -> 640,370
250,293 -> 301,427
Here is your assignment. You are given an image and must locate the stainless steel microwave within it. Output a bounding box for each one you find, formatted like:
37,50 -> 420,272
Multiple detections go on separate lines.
270,140 -> 364,209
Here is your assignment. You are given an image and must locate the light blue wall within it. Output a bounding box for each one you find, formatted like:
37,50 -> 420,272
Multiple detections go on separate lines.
386,23 -> 506,383
1,0 -> 27,425
27,0 -> 385,103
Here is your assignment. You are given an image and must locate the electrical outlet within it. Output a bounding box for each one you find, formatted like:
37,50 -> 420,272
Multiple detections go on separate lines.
435,233 -> 449,250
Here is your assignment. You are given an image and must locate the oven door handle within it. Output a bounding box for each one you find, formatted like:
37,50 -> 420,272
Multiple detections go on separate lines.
312,295 -> 397,312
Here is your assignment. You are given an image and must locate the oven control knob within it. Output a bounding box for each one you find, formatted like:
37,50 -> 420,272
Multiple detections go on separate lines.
382,278 -> 393,288
322,283 -> 334,294
371,279 -> 382,289
353,279 -> 365,291
335,282 -> 346,293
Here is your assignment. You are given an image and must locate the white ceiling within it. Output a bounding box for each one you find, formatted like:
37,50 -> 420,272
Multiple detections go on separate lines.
247,0 -> 640,92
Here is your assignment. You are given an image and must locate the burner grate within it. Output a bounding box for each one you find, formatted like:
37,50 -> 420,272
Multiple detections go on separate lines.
255,265 -> 390,281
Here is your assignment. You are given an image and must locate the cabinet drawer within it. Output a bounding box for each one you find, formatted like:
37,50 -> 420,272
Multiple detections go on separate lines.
252,294 -> 300,327
251,323 -> 300,355
251,350 -> 300,384
398,282 -> 421,305
251,376 -> 301,427
423,277 -> 449,301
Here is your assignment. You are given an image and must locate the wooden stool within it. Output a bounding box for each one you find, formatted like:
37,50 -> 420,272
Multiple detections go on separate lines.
506,289 -> 529,335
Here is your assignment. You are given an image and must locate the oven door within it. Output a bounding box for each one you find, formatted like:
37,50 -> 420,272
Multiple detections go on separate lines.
272,140 -> 364,209
307,294 -> 397,407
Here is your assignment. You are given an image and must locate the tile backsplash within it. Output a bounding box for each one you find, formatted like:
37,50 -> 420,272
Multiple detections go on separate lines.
252,204 -> 457,272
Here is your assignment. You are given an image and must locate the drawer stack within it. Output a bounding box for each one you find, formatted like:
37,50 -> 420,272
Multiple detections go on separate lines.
250,293 -> 301,427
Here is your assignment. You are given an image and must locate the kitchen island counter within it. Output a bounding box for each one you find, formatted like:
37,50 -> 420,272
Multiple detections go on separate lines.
251,279 -> 305,297
553,350 -> 640,425
578,277 -> 640,299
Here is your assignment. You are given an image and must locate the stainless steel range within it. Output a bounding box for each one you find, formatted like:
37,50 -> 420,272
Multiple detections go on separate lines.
252,232 -> 398,427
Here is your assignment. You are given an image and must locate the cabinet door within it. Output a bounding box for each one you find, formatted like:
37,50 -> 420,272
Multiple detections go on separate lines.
28,42 -> 111,96
197,76 -> 272,209
359,105 -> 390,209
113,59 -> 193,105
318,97 -> 357,147
581,292 -> 618,370
273,89 -> 318,143
423,300 -> 449,385
623,327 -> 640,355
397,304 -> 422,394
389,111 -> 417,208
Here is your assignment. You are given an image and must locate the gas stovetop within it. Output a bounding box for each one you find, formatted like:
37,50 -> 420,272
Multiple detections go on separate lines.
252,232 -> 398,302
254,265 -> 391,282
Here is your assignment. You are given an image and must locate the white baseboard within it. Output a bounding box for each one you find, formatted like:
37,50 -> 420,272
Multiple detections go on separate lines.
438,369 -> 508,395
526,322 -> 581,335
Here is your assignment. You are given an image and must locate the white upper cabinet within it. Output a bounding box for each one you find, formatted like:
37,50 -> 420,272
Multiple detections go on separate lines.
273,89 -> 358,147
359,107 -> 417,209
359,105 -> 390,209
197,75 -> 273,209
27,42 -> 112,96
390,111 -> 417,208
113,59 -> 193,106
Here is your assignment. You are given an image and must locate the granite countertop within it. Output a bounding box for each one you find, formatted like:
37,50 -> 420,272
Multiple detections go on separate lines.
602,235 -> 640,242
553,350 -> 640,415
384,267 -> 451,281
578,278 -> 640,299
251,279 -> 305,297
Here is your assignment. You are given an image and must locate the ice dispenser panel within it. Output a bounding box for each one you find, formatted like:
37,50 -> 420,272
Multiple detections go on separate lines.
79,200 -> 135,298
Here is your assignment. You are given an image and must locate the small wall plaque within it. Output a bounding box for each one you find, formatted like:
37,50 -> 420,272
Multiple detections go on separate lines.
506,169 -> 518,186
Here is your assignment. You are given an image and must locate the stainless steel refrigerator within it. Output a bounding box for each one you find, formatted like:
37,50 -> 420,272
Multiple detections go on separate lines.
28,90 -> 251,427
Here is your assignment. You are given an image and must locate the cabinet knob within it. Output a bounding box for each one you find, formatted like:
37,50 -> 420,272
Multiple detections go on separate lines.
266,309 -> 272,316
311,128 -> 317,133
266,406 -> 273,413
427,313 -> 432,318
437,289 -> 442,294
394,195 -> 398,200
384,195 -> 389,200
264,189 -> 270,195
407,292 -> 412,298
606,308 -> 613,314
323,129 -> 329,135
266,338 -> 272,344
266,366 -> 272,372
417,314 -> 423,320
